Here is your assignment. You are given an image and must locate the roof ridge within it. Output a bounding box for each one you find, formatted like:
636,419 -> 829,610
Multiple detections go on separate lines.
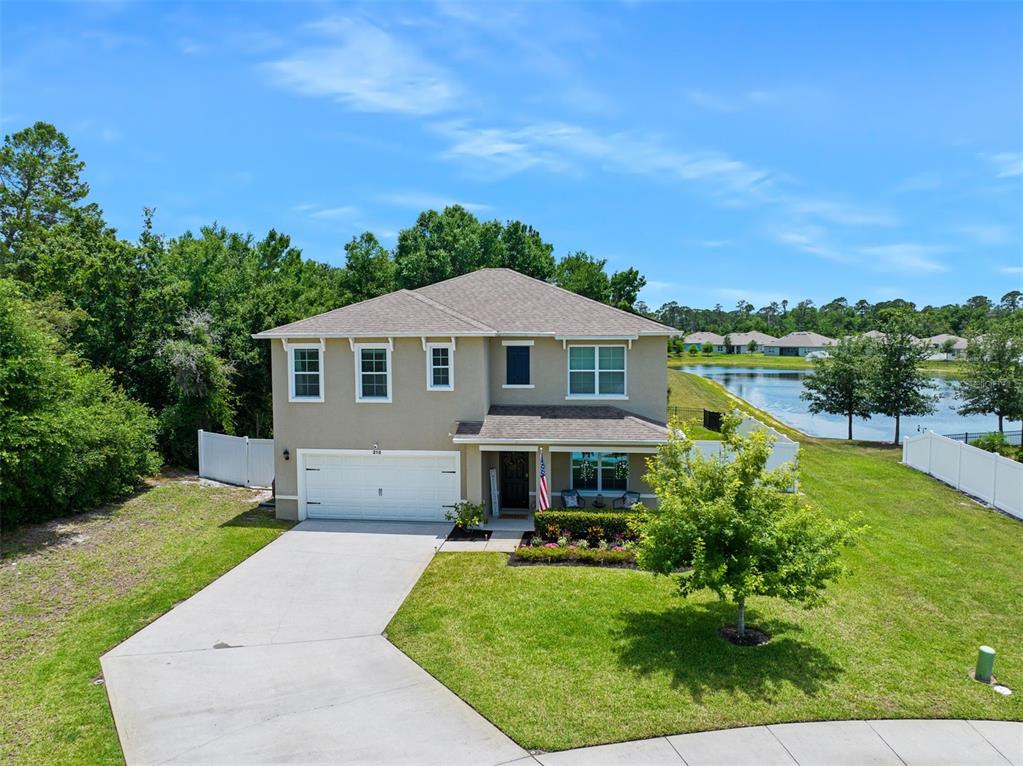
402,289 -> 497,332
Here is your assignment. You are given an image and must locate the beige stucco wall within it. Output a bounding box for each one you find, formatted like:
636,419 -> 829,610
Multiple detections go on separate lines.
271,336 -> 490,517
488,336 -> 667,422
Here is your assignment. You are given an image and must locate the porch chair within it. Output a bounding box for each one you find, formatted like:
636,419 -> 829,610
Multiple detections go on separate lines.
612,490 -> 641,510
560,489 -> 584,509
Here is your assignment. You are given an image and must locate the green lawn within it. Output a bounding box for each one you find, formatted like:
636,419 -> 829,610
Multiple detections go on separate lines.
0,480 -> 294,765
389,371 -> 1023,752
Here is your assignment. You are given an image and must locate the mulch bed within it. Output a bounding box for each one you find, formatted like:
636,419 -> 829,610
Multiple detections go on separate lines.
447,526 -> 492,542
507,555 -> 638,569
719,625 -> 771,646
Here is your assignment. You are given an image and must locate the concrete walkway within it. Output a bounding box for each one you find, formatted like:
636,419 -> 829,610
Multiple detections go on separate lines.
541,720 -> 1022,765
101,520 -> 530,765
103,520 -> 1022,765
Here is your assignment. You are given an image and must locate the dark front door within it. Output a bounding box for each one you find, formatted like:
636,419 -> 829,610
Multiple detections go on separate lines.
499,452 -> 530,509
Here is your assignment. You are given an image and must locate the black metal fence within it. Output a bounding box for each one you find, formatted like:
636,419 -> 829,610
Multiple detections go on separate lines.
942,430 -> 1022,446
669,406 -> 724,432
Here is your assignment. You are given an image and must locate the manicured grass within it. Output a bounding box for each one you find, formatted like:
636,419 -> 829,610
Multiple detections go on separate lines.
666,368 -> 734,439
389,372 -> 1022,752
0,480 -> 293,765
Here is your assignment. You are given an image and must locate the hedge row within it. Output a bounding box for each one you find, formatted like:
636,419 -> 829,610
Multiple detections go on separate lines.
534,509 -> 646,542
512,545 -> 636,567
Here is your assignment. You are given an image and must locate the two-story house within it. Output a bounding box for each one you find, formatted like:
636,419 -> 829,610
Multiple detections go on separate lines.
254,268 -> 676,523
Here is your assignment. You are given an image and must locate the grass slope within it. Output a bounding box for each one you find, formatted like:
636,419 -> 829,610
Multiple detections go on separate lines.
669,352 -> 966,378
388,371 -> 1022,752
0,480 -> 293,765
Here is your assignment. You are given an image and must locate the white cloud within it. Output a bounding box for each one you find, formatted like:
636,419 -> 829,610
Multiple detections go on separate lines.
957,223 -> 1012,246
891,172 -> 942,194
999,265 -> 1023,275
859,243 -> 947,274
771,226 -> 848,263
436,121 -> 775,200
687,89 -> 779,113
294,204 -> 360,221
375,192 -> 492,213
268,18 -> 457,115
698,239 -> 732,248
982,152 -> 1023,179
789,199 -> 897,227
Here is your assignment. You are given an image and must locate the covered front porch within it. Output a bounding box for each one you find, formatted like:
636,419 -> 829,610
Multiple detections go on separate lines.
453,405 -> 667,525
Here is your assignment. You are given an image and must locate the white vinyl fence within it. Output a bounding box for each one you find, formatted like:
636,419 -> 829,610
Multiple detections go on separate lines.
903,431 -> 1022,520
197,430 -> 275,488
693,416 -> 800,487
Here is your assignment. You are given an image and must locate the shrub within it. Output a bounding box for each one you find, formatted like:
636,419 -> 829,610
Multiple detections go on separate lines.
534,509 -> 644,543
0,280 -> 161,529
687,345 -> 698,356
513,545 -> 636,566
445,500 -> 484,529
970,432 -> 1018,459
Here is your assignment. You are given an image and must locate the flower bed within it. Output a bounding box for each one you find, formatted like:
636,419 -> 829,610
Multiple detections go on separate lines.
533,509 -> 644,544
511,515 -> 642,567
511,544 -> 635,567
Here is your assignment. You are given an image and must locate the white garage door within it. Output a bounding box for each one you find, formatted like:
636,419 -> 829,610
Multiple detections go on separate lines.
300,450 -> 460,521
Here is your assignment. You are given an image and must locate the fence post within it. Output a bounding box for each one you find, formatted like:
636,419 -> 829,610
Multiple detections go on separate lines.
244,436 -> 251,487
991,453 -> 998,506
956,440 -> 965,490
198,430 -> 205,479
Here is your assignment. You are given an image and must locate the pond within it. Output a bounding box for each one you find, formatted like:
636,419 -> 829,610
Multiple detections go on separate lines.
685,365 -> 1014,442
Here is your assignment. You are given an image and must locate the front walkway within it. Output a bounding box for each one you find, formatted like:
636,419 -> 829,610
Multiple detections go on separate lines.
102,520 -> 1022,765
101,520 -> 529,765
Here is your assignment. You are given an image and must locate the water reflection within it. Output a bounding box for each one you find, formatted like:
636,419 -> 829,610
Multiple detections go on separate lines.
685,365 -> 1014,442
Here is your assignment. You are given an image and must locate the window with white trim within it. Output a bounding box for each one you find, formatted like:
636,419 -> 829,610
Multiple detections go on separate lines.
355,344 -> 391,402
568,345 -> 626,397
288,345 -> 323,402
570,452 -> 629,492
427,343 -> 453,390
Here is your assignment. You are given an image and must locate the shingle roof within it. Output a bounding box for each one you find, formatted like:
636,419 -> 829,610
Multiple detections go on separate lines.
684,331 -> 724,344
765,331 -> 837,348
726,331 -> 777,345
452,405 -> 668,444
926,333 -> 968,349
254,268 -> 675,338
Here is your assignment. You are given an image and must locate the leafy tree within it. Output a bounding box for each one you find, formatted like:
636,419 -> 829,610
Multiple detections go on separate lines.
609,267 -> 646,312
956,314 -> 1023,432
940,338 -> 956,360
342,231 -> 394,303
0,279 -> 160,529
723,334 -> 733,354
801,335 -> 874,439
870,311 -> 937,444
500,220 -> 555,280
1,122 -> 94,268
701,341 -> 712,355
636,413 -> 860,639
747,338 -> 758,353
688,345 -> 698,357
158,309 -> 235,466
554,250 -> 610,302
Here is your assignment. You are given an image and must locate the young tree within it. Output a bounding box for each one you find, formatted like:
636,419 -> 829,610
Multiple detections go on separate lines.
870,311 -> 937,444
801,335 -> 874,439
723,334 -> 734,354
747,338 -> 759,354
687,345 -> 698,357
940,337 -> 956,360
636,413 -> 860,640
956,315 -> 1023,432
701,341 -> 713,355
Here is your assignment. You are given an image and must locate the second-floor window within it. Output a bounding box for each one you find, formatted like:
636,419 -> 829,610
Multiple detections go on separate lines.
427,343 -> 453,390
288,345 -> 323,402
505,345 -> 531,386
355,344 -> 391,402
568,345 -> 626,397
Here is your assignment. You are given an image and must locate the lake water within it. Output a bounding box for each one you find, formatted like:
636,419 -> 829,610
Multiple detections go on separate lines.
684,365 -> 1014,442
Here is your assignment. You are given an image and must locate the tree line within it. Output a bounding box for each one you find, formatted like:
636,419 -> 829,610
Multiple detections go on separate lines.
801,312 -> 1023,443
653,292 -> 1020,339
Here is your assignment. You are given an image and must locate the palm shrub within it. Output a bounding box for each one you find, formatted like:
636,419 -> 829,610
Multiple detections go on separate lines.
635,413 -> 862,639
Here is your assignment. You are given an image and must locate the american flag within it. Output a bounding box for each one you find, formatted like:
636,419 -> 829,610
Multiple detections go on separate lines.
537,449 -> 550,511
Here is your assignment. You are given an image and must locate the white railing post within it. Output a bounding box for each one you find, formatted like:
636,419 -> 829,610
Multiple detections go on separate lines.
198,429 -> 205,479
244,436 -> 251,487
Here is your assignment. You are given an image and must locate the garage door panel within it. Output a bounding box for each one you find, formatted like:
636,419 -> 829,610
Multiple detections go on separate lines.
302,451 -> 459,521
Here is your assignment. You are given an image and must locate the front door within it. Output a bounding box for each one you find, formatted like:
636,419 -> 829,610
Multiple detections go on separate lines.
499,452 -> 530,510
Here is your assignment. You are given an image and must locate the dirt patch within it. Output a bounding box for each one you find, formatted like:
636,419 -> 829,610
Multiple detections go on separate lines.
719,625 -> 771,646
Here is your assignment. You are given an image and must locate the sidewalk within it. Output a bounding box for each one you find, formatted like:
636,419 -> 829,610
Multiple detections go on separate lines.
538,719 -> 1022,766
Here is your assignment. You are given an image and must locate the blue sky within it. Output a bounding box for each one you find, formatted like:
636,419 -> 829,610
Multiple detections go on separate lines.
3,1 -> 1021,310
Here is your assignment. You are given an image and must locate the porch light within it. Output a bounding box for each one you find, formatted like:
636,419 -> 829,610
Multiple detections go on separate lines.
283,448 -> 290,461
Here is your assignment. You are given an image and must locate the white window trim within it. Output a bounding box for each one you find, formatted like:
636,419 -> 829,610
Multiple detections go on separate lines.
287,342 -> 324,403
353,342 -> 392,403
502,384 -> 535,389
565,344 -> 628,400
501,339 -> 534,346
426,342 -> 454,391
568,452 -> 630,493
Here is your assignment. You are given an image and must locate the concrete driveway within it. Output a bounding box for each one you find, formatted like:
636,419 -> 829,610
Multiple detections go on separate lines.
101,520 -> 529,765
